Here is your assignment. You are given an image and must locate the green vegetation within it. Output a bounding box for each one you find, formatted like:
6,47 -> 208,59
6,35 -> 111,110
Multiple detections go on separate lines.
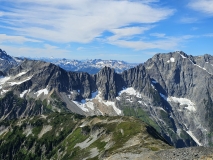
0,113 -> 79,159
0,91 -> 53,119
149,87 -> 162,105
50,91 -> 68,112
180,130 -> 191,140
204,95 -> 213,132
159,110 -> 174,129
123,106 -> 160,132
0,113 -> 172,160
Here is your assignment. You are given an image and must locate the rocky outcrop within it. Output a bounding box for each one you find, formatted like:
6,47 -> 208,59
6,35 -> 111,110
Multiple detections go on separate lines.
0,49 -> 19,72
122,64 -> 152,96
95,67 -> 120,100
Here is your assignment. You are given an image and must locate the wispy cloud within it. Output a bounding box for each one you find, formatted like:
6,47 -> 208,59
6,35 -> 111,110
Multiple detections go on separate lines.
0,34 -> 41,44
204,33 -> 213,37
0,0 -> 174,44
107,34 -> 195,50
108,26 -> 153,41
188,0 -> 213,15
191,27 -> 198,31
1,44 -> 71,58
179,17 -> 198,23
150,33 -> 166,38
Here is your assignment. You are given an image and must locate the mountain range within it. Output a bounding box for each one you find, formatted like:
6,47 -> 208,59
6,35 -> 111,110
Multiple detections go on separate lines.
1,48 -> 213,159
28,57 -> 137,74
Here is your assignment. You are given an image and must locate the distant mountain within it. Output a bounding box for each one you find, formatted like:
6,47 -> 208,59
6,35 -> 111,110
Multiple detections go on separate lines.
33,57 -> 137,74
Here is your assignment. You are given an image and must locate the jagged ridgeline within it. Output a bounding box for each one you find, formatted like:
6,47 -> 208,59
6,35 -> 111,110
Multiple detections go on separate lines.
1,49 -> 213,154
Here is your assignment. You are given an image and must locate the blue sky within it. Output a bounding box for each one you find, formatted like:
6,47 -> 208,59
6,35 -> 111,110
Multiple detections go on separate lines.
0,0 -> 213,63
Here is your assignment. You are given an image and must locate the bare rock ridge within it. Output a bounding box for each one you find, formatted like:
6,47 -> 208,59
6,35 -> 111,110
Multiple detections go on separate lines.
1,49 -> 213,148
0,49 -> 19,72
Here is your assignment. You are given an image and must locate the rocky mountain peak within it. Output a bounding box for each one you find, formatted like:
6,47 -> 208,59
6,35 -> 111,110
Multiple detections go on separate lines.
0,49 -> 19,72
0,49 -> 15,62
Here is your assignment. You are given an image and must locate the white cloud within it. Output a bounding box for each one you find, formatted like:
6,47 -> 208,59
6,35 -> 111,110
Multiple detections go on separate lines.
108,39 -> 176,50
76,47 -> 85,51
0,12 -> 4,17
180,17 -> 198,23
0,34 -> 41,44
204,33 -> 213,37
188,0 -> 213,15
0,45 -> 71,58
107,35 -> 195,50
44,44 -> 58,49
150,33 -> 166,38
108,26 -> 152,41
0,0 -> 174,43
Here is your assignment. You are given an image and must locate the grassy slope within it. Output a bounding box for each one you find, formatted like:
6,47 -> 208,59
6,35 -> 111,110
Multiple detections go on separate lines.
0,113 -> 172,160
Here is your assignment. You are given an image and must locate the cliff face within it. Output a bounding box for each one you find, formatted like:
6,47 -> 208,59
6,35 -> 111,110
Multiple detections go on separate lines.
143,51 -> 213,146
0,49 -> 19,72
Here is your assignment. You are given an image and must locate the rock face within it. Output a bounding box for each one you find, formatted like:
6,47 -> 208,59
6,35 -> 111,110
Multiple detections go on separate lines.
1,50 -> 213,148
143,51 -> 213,147
0,49 -> 19,72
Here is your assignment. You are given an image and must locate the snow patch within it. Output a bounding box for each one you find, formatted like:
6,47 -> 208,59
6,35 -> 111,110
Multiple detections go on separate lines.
138,101 -> 142,104
160,93 -> 167,101
91,91 -> 98,98
180,54 -> 212,75
96,92 -> 122,115
105,101 -> 121,115
118,87 -> 141,98
72,91 -> 99,112
1,89 -> 9,95
73,101 -> 89,112
179,53 -> 187,59
34,88 -> 49,97
160,94 -> 196,112
194,64 -> 211,74
151,84 -> 157,91
16,72 -> 27,77
73,90 -> 121,115
186,130 -> 202,146
0,76 -> 10,87
20,90 -> 29,98
167,97 -> 196,111
86,102 -> 95,110
8,76 -> 32,86
151,80 -> 158,84
167,57 -> 175,63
